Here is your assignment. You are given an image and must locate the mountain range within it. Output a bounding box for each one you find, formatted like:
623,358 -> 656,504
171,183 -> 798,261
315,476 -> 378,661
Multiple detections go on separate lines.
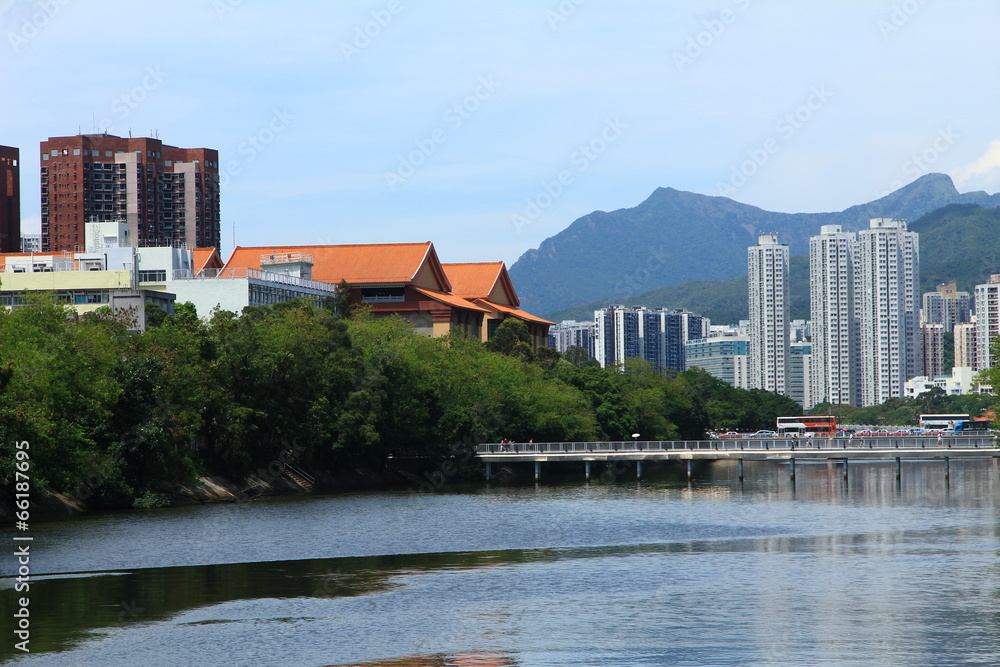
545,204 -> 1000,325
509,173 -> 1000,318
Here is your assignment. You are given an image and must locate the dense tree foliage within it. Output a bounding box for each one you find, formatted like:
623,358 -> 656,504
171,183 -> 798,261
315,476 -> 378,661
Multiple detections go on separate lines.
0,298 -> 871,510
809,390 -> 996,427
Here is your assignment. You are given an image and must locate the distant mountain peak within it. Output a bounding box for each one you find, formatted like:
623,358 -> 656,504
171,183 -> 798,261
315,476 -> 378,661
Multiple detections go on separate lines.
509,173 -> 1000,315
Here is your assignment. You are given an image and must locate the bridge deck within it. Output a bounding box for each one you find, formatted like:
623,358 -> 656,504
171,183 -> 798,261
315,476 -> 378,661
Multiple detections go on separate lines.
477,437 -> 998,463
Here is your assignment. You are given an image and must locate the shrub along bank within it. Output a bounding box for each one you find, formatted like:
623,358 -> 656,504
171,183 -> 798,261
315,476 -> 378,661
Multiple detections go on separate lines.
0,299 -> 802,513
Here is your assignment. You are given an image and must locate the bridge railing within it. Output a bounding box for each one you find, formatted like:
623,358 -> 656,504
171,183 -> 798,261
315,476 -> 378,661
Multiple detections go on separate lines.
477,436 -> 997,455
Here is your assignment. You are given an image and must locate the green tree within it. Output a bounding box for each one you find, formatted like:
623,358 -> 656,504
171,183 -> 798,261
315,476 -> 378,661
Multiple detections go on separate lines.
0,295 -> 126,497
563,345 -> 599,367
485,319 -> 532,359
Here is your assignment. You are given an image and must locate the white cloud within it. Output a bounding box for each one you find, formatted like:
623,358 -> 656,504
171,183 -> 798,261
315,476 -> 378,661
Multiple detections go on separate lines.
951,139 -> 1000,187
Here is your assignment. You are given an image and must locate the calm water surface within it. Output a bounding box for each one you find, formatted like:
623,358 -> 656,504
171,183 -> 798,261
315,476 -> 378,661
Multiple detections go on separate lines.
4,459 -> 1000,666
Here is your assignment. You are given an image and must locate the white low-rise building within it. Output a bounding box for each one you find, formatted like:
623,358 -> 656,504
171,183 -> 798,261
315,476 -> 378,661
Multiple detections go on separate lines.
904,367 -> 993,397
1,222 -> 338,326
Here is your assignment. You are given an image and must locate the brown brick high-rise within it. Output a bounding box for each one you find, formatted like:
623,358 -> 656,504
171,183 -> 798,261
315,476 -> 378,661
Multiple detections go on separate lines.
0,145 -> 20,253
40,134 -> 220,252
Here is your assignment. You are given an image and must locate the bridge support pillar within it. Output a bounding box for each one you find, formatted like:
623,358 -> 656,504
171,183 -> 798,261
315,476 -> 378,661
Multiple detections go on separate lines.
944,456 -> 950,484
636,460 -> 642,480
485,462 -> 491,480
738,459 -> 744,483
842,458 -> 849,485
686,460 -> 692,483
585,461 -> 591,482
534,461 -> 541,482
789,457 -> 795,482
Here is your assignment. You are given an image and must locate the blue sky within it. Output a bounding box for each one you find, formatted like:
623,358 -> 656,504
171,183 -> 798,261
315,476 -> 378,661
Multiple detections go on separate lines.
2,0 -> 998,265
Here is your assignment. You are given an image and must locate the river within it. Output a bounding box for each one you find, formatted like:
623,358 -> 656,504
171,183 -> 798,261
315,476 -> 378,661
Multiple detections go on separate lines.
4,458 -> 1000,666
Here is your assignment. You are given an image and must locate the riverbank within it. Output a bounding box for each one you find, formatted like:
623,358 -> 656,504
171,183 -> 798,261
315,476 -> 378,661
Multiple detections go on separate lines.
2,458 -> 490,524
8,460 -> 1000,666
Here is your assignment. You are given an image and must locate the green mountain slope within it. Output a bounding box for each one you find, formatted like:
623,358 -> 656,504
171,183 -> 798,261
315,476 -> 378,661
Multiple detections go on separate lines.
545,205 -> 1000,325
910,204 -> 1000,291
511,173 -> 1000,315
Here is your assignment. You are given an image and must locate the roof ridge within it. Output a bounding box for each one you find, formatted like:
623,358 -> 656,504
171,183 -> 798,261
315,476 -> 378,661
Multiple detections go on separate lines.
231,241 -> 432,250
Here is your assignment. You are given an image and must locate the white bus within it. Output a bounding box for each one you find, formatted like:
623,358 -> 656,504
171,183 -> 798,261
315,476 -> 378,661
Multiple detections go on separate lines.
918,414 -> 969,431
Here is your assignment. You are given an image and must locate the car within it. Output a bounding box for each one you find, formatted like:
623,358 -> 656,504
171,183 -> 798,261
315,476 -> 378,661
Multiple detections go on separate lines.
750,430 -> 777,438
720,431 -> 742,438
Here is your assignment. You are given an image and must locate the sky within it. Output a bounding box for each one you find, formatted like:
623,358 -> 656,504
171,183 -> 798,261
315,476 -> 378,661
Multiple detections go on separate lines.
2,0 -> 999,266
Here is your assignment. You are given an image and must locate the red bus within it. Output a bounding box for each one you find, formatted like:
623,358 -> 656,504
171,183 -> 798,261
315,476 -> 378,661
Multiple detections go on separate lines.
776,415 -> 837,436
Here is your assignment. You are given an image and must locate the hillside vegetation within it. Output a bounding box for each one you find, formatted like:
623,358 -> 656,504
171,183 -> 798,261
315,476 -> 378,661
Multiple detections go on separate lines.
512,173 -> 1000,316
546,205 -> 1000,325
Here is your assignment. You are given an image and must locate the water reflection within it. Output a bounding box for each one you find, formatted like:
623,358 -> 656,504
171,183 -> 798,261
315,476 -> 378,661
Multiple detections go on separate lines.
335,654 -> 518,667
4,528 -> 997,663
4,459 -> 1000,665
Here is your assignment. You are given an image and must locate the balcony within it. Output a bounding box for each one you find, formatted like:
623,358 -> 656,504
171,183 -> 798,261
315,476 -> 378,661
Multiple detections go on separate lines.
172,267 -> 336,293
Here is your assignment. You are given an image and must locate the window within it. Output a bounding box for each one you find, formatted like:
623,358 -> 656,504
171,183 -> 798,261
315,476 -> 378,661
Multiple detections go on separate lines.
361,286 -> 405,303
138,270 -> 167,282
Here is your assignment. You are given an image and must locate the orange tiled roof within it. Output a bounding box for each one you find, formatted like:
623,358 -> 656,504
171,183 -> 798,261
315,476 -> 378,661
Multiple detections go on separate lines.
441,262 -> 504,297
476,299 -> 555,325
476,299 -> 555,326
224,242 -> 451,290
442,261 -> 520,307
412,287 -> 492,313
192,247 -> 223,274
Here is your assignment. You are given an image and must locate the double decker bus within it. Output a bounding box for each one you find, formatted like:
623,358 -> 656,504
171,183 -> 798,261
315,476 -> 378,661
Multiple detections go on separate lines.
918,414 -> 969,431
776,415 -> 837,436
953,418 -> 992,434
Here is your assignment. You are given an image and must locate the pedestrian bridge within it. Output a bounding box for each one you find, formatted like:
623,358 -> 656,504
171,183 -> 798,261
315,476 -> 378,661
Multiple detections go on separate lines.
476,436 -> 999,482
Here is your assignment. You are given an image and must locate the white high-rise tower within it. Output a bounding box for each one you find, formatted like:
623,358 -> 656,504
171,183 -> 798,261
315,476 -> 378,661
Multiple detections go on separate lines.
809,224 -> 858,406
748,232 -> 789,395
974,274 -> 1000,371
856,217 -> 920,406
